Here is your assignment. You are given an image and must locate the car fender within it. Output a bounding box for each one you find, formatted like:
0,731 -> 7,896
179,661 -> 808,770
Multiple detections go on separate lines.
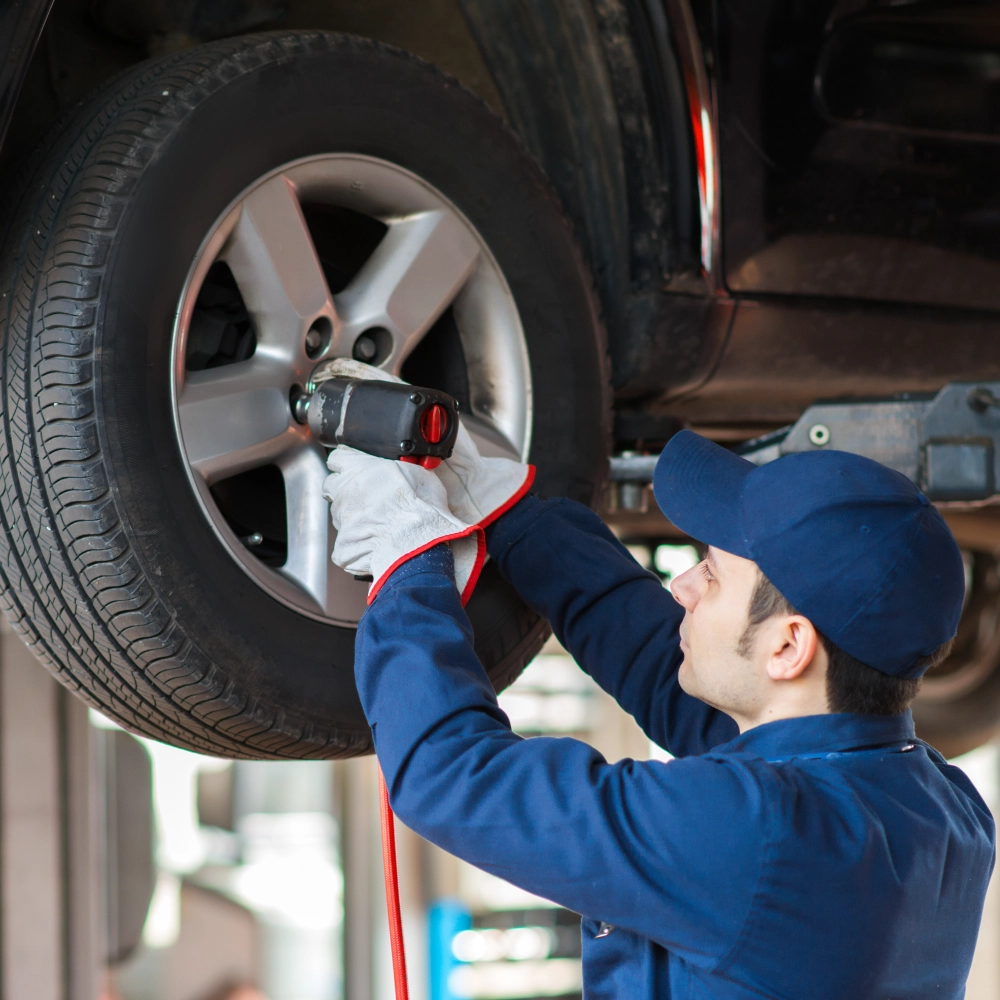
0,0 -> 53,157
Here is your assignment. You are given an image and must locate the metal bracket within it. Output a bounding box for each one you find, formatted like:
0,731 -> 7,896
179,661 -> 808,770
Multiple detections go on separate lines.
609,381 -> 1000,509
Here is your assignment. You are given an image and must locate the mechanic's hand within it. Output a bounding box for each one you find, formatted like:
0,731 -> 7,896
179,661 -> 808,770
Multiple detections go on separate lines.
323,445 -> 484,601
309,356 -> 402,386
435,421 -> 534,527
314,357 -> 533,528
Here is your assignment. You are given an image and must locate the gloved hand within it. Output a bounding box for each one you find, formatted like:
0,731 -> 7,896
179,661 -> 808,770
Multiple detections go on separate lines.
310,356 -> 402,387
312,358 -> 534,527
323,445 -> 485,604
434,421 -> 534,528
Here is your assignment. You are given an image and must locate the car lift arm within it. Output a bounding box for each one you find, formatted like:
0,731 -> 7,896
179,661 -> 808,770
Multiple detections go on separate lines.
611,381 -> 1000,505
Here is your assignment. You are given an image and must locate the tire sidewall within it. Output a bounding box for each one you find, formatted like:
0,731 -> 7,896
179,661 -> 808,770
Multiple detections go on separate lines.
87,36 -> 605,744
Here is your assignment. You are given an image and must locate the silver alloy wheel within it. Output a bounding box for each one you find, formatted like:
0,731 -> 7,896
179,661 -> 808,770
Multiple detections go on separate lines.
171,155 -> 532,626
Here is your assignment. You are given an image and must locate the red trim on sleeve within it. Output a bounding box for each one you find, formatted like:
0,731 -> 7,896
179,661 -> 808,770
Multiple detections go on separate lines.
364,465 -> 534,608
477,465 -> 536,530
459,528 -> 487,606
366,523 -> 480,606
454,466 -> 533,605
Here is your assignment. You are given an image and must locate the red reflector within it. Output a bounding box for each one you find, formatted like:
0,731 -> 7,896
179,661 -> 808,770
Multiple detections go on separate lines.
420,404 -> 448,444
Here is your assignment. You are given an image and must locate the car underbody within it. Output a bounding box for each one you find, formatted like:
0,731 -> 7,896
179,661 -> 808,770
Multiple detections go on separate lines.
3,0 -> 1000,757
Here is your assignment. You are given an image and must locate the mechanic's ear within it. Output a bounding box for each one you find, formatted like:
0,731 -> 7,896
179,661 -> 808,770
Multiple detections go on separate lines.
764,615 -> 820,682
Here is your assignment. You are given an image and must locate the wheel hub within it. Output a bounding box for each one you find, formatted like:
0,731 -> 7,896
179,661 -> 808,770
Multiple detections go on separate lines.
171,155 -> 531,625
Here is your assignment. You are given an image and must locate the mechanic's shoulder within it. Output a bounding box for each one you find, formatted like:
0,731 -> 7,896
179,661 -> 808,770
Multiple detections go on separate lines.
637,749 -> 778,803
620,756 -> 775,863
924,756 -> 996,841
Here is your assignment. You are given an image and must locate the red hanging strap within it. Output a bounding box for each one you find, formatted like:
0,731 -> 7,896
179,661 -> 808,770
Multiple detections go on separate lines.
378,765 -> 410,1000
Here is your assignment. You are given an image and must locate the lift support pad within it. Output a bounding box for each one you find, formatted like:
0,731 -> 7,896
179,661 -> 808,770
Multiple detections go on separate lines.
610,382 -> 1000,504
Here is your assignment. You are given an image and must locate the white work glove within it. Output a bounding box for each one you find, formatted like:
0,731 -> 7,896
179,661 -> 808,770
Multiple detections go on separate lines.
434,421 -> 534,528
313,359 -> 534,527
310,356 -> 402,387
323,445 -> 485,604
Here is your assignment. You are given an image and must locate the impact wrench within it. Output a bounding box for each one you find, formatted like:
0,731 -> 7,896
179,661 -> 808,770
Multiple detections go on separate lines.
296,376 -> 462,1000
294,375 -> 459,469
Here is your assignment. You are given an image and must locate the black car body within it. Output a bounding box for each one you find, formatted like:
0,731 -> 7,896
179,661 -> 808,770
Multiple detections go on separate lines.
6,0 -> 1000,432
3,0 -> 1000,756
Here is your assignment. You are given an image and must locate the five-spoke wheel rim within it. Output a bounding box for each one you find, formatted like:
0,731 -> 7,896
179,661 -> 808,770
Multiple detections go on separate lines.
171,155 -> 532,625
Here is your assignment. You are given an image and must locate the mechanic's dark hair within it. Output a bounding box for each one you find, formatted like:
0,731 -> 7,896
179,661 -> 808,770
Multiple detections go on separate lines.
738,570 -> 953,715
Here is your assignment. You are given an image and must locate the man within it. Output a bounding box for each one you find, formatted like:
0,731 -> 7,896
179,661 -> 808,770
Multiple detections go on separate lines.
324,397 -> 995,999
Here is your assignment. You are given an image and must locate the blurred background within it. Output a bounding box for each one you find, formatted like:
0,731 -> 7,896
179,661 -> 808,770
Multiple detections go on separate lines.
2,542 -> 997,1000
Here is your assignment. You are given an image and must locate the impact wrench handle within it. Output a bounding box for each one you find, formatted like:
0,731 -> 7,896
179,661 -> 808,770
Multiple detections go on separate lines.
379,767 -> 410,1000
295,377 -> 460,470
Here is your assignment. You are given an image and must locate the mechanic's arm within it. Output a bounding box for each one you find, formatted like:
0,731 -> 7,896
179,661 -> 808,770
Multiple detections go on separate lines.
357,546 -> 762,958
487,495 -> 737,756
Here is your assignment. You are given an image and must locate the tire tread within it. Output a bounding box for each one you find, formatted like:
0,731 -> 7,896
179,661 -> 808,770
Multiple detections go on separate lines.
0,31 -> 602,757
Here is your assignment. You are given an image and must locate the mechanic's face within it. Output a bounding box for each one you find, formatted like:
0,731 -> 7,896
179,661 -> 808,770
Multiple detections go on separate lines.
670,547 -> 766,723
670,546 -> 826,730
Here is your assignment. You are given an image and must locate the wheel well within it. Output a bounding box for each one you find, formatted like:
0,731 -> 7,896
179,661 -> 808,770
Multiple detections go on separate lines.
3,0 -> 707,439
460,0 -> 704,406
0,0 -> 503,177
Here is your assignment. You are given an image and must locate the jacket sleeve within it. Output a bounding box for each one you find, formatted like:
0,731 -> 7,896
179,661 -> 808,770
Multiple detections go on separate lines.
356,546 -> 764,962
486,494 -> 737,756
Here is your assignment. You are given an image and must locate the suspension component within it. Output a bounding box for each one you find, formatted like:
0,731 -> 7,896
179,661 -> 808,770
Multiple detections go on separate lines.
608,381 -> 1000,504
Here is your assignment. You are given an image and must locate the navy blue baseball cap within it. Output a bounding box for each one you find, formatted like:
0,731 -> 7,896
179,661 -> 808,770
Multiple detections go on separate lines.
653,430 -> 965,678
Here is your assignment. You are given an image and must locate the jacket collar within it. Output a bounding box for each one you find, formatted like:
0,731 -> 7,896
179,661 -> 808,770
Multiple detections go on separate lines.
711,711 -> 916,760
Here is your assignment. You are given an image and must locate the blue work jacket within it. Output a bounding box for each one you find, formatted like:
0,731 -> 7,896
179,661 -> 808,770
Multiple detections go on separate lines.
355,495 -> 996,999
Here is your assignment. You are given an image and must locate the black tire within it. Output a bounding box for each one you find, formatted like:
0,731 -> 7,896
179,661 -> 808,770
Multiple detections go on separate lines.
0,32 -> 609,758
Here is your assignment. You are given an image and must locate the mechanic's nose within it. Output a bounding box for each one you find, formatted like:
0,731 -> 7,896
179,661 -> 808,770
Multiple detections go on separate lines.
670,564 -> 702,611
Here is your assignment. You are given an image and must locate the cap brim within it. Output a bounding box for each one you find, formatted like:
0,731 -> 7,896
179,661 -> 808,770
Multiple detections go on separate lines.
652,430 -> 755,558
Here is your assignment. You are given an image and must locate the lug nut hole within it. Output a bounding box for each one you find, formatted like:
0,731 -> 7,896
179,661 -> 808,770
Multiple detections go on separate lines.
352,327 -> 392,365
305,317 -> 332,360
353,334 -> 377,362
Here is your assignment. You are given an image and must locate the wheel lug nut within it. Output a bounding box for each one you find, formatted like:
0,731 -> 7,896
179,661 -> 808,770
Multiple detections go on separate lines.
305,318 -> 331,359
353,334 -> 377,362
290,384 -> 310,424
